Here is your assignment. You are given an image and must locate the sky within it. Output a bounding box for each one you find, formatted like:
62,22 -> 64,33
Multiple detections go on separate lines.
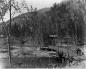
24,0 -> 64,9
3,0 -> 64,22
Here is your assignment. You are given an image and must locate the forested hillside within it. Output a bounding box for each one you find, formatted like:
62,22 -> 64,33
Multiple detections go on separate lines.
1,0 -> 86,47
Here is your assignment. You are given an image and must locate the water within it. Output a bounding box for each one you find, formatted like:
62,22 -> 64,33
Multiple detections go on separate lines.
0,46 -> 86,68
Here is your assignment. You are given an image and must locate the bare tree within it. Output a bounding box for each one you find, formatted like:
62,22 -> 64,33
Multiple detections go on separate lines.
0,0 -> 30,64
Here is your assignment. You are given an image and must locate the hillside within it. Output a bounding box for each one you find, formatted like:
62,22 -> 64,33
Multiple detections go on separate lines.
1,5 -> 86,45
4,8 -> 50,25
38,8 -> 50,13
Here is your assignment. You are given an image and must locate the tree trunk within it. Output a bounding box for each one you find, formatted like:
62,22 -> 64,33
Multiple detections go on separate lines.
8,0 -> 12,64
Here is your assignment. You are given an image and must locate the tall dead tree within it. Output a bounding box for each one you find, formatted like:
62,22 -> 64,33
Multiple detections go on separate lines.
8,0 -> 12,64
